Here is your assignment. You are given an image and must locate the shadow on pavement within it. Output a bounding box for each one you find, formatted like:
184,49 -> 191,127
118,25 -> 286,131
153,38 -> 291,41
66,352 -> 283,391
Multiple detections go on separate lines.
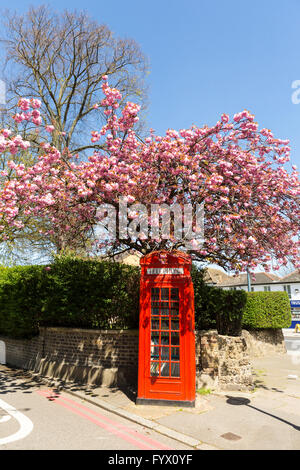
226,395 -> 300,431
0,366 -> 44,394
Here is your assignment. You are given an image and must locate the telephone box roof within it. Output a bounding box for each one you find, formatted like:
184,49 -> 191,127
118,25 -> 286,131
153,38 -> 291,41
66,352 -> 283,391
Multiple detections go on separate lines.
140,250 -> 192,266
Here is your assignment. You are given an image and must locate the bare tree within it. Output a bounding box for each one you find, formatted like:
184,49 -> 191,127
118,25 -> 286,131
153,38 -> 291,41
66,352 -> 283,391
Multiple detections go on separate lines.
0,5 -> 149,262
0,5 -> 149,157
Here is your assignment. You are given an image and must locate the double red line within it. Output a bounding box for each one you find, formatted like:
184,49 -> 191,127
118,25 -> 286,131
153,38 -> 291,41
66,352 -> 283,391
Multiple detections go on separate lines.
36,389 -> 171,450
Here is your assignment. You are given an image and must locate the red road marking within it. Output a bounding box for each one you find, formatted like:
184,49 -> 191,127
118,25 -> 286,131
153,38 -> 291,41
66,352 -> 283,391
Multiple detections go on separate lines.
36,390 -> 152,450
47,391 -> 171,450
36,389 -> 171,450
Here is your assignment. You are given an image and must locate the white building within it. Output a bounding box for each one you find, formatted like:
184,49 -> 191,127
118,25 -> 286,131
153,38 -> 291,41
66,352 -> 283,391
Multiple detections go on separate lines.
216,269 -> 300,300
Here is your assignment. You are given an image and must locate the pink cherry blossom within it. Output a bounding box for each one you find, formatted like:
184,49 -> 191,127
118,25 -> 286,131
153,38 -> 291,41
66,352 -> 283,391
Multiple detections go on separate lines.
0,79 -> 298,273
45,125 -> 55,133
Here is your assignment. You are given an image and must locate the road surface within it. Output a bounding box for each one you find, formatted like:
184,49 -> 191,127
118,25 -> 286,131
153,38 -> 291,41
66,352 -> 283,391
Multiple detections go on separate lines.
0,366 -> 192,451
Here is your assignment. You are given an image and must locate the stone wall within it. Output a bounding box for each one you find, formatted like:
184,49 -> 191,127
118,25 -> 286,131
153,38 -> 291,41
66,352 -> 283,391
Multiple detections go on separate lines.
0,327 -> 255,391
241,329 -> 286,357
196,330 -> 253,391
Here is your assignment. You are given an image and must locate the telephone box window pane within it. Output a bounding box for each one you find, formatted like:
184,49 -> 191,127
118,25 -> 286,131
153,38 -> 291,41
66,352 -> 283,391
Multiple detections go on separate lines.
151,319 -> 159,330
150,362 -> 159,376
151,332 -> 159,345
171,363 -> 180,377
171,332 -> 180,345
160,303 -> 169,316
171,288 -> 179,300
149,285 -> 182,379
170,302 -> 179,316
161,288 -> 169,300
161,332 -> 169,345
161,346 -> 169,360
151,288 -> 160,300
151,302 -> 159,315
171,347 -> 180,360
151,346 -> 159,360
160,362 -> 169,377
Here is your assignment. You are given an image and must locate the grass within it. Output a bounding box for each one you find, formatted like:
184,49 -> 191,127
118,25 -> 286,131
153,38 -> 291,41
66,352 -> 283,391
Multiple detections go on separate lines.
196,387 -> 212,396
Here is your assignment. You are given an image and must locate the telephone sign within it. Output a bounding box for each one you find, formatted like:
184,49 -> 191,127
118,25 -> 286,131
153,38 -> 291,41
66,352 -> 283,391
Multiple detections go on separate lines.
147,267 -> 184,275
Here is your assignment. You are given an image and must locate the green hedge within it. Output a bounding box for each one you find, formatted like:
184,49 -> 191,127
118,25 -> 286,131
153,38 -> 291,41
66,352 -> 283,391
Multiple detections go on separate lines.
192,266 -> 291,333
0,256 -> 140,338
192,266 -> 247,335
0,258 -> 292,339
0,265 -> 44,338
242,291 -> 291,329
39,256 -> 140,330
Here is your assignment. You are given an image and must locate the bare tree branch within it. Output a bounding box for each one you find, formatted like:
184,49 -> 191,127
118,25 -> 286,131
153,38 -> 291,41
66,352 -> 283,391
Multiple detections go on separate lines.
0,5 -> 149,156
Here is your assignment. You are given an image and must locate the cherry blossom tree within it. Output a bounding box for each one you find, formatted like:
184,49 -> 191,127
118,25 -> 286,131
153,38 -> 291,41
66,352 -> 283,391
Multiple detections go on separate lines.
0,77 -> 299,272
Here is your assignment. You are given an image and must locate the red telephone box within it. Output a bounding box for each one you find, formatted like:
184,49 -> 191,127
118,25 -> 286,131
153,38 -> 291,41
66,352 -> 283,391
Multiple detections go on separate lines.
137,250 -> 196,407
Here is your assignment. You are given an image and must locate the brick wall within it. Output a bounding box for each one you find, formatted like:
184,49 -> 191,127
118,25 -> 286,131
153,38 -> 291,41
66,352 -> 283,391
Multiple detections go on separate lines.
0,327 -> 254,391
3,333 -> 44,370
1,328 -> 139,387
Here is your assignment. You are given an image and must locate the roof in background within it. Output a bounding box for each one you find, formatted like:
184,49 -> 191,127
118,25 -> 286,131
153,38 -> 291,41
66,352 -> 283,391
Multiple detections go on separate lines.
279,270 -> 300,283
203,267 -> 232,285
217,272 -> 279,287
100,250 -> 142,266
217,270 -> 300,287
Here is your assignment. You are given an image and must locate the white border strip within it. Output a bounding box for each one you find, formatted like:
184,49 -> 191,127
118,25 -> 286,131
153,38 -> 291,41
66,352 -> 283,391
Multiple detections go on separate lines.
0,397 -> 33,446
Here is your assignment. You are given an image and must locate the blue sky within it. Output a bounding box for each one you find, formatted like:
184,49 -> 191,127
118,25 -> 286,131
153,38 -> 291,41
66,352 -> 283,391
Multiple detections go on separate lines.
1,0 -> 300,173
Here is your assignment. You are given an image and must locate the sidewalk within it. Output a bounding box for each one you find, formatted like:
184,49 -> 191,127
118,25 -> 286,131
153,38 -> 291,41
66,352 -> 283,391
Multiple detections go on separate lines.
52,350 -> 300,450
1,334 -> 299,450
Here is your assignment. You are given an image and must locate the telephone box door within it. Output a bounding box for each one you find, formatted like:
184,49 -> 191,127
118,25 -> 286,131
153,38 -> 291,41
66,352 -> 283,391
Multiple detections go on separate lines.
138,285 -> 195,405
146,283 -> 184,400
